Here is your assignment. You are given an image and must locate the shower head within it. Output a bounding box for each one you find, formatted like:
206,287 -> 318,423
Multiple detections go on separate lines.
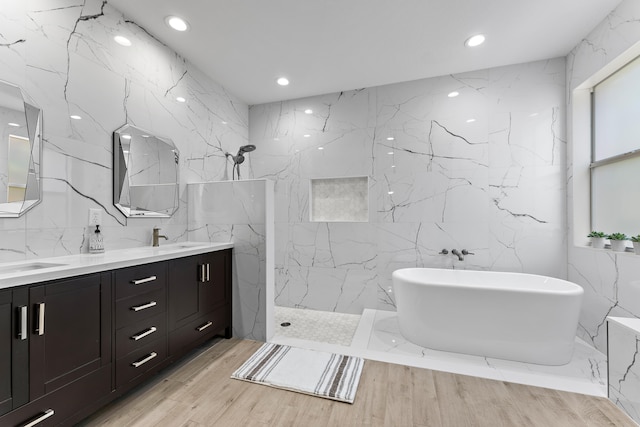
238,144 -> 256,154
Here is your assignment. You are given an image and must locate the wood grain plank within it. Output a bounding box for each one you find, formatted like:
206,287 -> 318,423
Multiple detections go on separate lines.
81,339 -> 635,427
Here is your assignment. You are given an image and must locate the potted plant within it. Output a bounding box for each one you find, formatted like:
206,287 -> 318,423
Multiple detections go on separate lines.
608,233 -> 629,252
631,235 -> 640,255
588,231 -> 606,249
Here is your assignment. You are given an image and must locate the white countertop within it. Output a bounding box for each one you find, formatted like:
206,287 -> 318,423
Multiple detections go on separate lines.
0,242 -> 233,290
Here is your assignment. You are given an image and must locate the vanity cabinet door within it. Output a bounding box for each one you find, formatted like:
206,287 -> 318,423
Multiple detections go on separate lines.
199,249 -> 230,314
168,249 -> 232,357
0,287 -> 28,417
29,272 -> 112,401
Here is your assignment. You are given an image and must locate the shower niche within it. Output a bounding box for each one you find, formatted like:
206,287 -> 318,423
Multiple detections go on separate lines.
309,176 -> 368,222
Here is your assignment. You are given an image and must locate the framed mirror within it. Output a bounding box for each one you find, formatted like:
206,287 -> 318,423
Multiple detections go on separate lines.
0,80 -> 43,217
113,124 -> 179,217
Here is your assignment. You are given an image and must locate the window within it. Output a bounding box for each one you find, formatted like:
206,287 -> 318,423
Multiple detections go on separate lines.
590,55 -> 640,236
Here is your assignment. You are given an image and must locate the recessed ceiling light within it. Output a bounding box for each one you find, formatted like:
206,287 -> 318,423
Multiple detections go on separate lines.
387,191 -> 394,195
386,137 -> 395,141
221,121 -> 228,124
70,115 -> 82,120
113,35 -> 132,46
318,146 -> 324,150
465,34 -> 485,47
448,91 -> 459,98
304,109 -> 313,114
387,151 -> 394,155
391,165 -> 396,168
8,122 -> 20,127
466,118 -> 476,123
277,77 -> 289,86
166,16 -> 189,32
303,134 -> 311,138
176,96 -> 186,103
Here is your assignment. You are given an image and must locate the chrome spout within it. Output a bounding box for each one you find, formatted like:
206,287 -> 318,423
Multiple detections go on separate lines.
451,249 -> 464,261
152,227 -> 168,247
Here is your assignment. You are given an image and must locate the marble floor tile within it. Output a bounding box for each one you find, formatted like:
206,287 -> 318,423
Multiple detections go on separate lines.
273,306 -> 361,347
270,307 -> 607,397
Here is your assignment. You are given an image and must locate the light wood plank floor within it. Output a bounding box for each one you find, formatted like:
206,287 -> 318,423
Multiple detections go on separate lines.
80,338 -> 635,427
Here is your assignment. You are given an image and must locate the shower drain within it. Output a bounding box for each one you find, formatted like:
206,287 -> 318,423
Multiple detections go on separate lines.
280,322 -> 291,327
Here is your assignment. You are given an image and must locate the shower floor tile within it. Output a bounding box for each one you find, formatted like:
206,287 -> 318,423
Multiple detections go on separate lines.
273,306 -> 361,346
270,308 -> 607,397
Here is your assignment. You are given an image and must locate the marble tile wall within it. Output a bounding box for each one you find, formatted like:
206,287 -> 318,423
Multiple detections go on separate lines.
0,0 -> 248,262
566,0 -> 640,356
607,317 -> 640,423
249,57 -> 567,315
188,180 -> 274,341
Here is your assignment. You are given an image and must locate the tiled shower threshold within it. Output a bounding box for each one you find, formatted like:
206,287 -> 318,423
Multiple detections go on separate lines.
271,307 -> 607,397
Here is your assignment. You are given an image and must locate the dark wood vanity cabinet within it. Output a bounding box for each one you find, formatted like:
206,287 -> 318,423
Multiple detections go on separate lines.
0,248 -> 232,426
0,287 -> 28,417
0,273 -> 112,427
168,249 -> 232,358
113,262 -> 169,389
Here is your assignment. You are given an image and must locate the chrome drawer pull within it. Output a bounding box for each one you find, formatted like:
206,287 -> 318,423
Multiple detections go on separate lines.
206,263 -> 210,282
131,351 -> 157,368
131,275 -> 157,285
18,305 -> 27,340
131,326 -> 157,341
35,302 -> 45,336
197,321 -> 213,332
22,409 -> 55,427
131,301 -> 157,312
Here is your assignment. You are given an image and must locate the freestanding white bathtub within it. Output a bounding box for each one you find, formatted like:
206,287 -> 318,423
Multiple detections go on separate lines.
392,268 -> 584,365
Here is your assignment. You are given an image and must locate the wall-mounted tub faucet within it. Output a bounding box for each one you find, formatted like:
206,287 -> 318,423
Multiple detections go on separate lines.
451,249 -> 464,261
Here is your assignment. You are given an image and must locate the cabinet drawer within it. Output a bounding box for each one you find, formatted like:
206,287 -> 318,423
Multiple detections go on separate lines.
115,262 -> 167,300
116,338 -> 167,388
0,365 -> 110,427
115,289 -> 166,329
169,306 -> 228,357
116,312 -> 167,359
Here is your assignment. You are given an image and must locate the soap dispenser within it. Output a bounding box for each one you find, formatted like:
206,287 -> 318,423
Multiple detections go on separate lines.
89,224 -> 104,254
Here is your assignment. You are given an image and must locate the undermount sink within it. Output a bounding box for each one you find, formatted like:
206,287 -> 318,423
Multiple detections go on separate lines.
153,243 -> 206,251
0,262 -> 68,274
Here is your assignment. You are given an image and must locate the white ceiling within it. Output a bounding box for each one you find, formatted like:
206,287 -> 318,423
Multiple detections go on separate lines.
109,0 -> 622,106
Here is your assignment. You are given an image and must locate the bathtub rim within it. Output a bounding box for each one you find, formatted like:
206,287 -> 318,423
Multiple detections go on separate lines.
392,267 -> 584,296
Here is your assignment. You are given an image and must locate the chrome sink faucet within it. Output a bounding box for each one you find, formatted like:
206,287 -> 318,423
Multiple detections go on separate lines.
152,227 -> 168,247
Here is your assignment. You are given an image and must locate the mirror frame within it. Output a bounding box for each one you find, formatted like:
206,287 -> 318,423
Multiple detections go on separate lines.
112,123 -> 179,218
0,79 -> 43,218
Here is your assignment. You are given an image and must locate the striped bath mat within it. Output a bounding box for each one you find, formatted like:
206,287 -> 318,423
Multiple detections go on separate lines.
231,343 -> 364,403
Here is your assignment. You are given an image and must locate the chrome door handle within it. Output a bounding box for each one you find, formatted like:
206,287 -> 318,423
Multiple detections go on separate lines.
131,352 -> 157,368
35,302 -> 45,336
130,301 -> 157,312
197,321 -> 213,332
206,263 -> 210,282
131,275 -> 157,285
22,409 -> 55,427
17,305 -> 27,340
131,326 -> 157,341
199,264 -> 206,282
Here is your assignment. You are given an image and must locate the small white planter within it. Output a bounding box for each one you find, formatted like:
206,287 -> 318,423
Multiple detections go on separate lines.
634,241 -> 640,255
590,237 -> 606,249
610,240 -> 628,252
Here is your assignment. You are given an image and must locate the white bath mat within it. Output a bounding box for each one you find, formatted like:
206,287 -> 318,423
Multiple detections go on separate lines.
231,343 -> 364,403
